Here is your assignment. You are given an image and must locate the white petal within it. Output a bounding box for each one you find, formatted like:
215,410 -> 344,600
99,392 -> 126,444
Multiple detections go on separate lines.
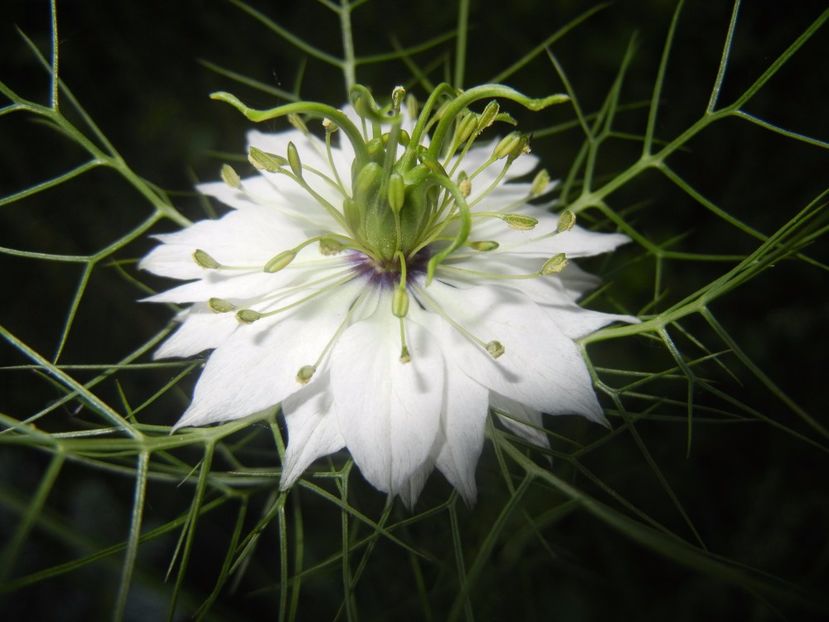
542,304 -> 639,340
154,304 -> 240,359
434,366 -> 489,506
330,300 -> 445,496
398,459 -> 435,510
422,281 -> 604,422
139,205 -> 309,280
174,279 -> 365,429
490,392 -> 550,448
280,373 -> 345,489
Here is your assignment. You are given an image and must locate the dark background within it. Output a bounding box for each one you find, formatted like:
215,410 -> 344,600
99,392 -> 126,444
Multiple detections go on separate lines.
1,1 -> 827,620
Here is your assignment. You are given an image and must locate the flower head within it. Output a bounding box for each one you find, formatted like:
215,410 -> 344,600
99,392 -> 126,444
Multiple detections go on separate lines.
140,85 -> 636,506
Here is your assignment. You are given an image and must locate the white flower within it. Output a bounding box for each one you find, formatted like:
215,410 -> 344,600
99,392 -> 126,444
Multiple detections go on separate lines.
140,85 -> 636,506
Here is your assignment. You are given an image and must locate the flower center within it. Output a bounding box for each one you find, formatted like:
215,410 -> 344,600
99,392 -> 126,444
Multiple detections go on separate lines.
348,248 -> 431,289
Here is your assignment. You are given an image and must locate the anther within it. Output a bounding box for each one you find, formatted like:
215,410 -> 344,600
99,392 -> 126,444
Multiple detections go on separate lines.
493,133 -> 523,160
221,164 -> 242,189
392,286 -> 410,318
501,214 -> 539,230
322,117 -> 338,133
399,345 -> 411,364
485,340 -> 505,359
264,250 -> 296,273
477,100 -> 500,132
530,169 -> 550,197
193,249 -> 220,269
392,86 -> 406,110
387,172 -> 405,212
458,171 -> 472,197
454,112 -> 478,144
296,364 -> 316,384
540,253 -> 568,275
468,240 -> 499,251
208,297 -> 235,313
556,209 -> 577,233
248,146 -> 287,173
236,309 -> 263,323
287,142 -> 302,178
319,237 -> 345,255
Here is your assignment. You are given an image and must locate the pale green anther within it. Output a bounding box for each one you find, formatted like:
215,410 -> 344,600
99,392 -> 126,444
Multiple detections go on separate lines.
486,340 -> 505,359
354,161 -> 383,197
556,209 -> 577,233
264,250 -> 296,273
296,364 -> 316,384
193,249 -> 220,269
288,113 -> 309,134
392,286 -> 410,318
530,169 -> 550,197
208,297 -> 235,313
477,100 -> 500,132
388,172 -> 405,213
319,237 -> 345,255
287,142 -> 302,178
468,240 -> 499,251
399,345 -> 411,364
221,164 -> 241,189
455,112 -> 478,144
540,253 -> 568,275
236,309 -> 263,323
392,86 -> 406,109
248,146 -> 287,173
322,118 -> 338,133
493,132 -> 523,160
501,214 -> 538,230
459,177 -> 472,197
398,129 -> 411,146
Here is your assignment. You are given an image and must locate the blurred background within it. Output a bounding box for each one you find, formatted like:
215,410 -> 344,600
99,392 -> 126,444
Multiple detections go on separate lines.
1,1 -> 827,620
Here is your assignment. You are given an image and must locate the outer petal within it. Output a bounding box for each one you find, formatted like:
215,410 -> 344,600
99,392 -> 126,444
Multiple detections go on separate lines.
174,279 -> 364,429
154,304 -> 240,359
330,300 -> 445,496
542,304 -> 638,340
280,372 -> 345,489
421,281 -> 604,422
434,364 -> 490,506
139,204 -> 310,280
490,392 -> 551,448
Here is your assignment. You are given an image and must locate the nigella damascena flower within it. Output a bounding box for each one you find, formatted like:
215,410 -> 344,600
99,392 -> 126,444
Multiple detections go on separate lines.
140,84 -> 636,506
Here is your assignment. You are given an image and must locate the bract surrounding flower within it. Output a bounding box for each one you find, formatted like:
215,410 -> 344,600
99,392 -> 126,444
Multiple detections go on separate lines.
140,85 -> 636,506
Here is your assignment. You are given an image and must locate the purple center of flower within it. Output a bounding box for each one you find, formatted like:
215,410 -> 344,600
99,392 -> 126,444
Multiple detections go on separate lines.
348,248 -> 431,288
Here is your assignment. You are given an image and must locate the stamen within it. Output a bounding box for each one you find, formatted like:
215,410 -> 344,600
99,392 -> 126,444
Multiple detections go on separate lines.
467,240 -> 499,251
237,309 -> 263,323
193,249 -> 220,269
392,250 -> 409,318
556,209 -> 577,233
235,273 -> 359,324
248,147 -> 287,173
294,286 -> 372,383
208,298 -> 236,313
398,318 -> 411,363
192,249 -> 263,271
287,142 -> 303,178
530,169 -> 550,197
264,250 -> 296,273
485,341 -> 505,359
221,164 -> 242,189
413,283 -> 505,359
296,364 -> 316,384
540,253 -> 568,275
